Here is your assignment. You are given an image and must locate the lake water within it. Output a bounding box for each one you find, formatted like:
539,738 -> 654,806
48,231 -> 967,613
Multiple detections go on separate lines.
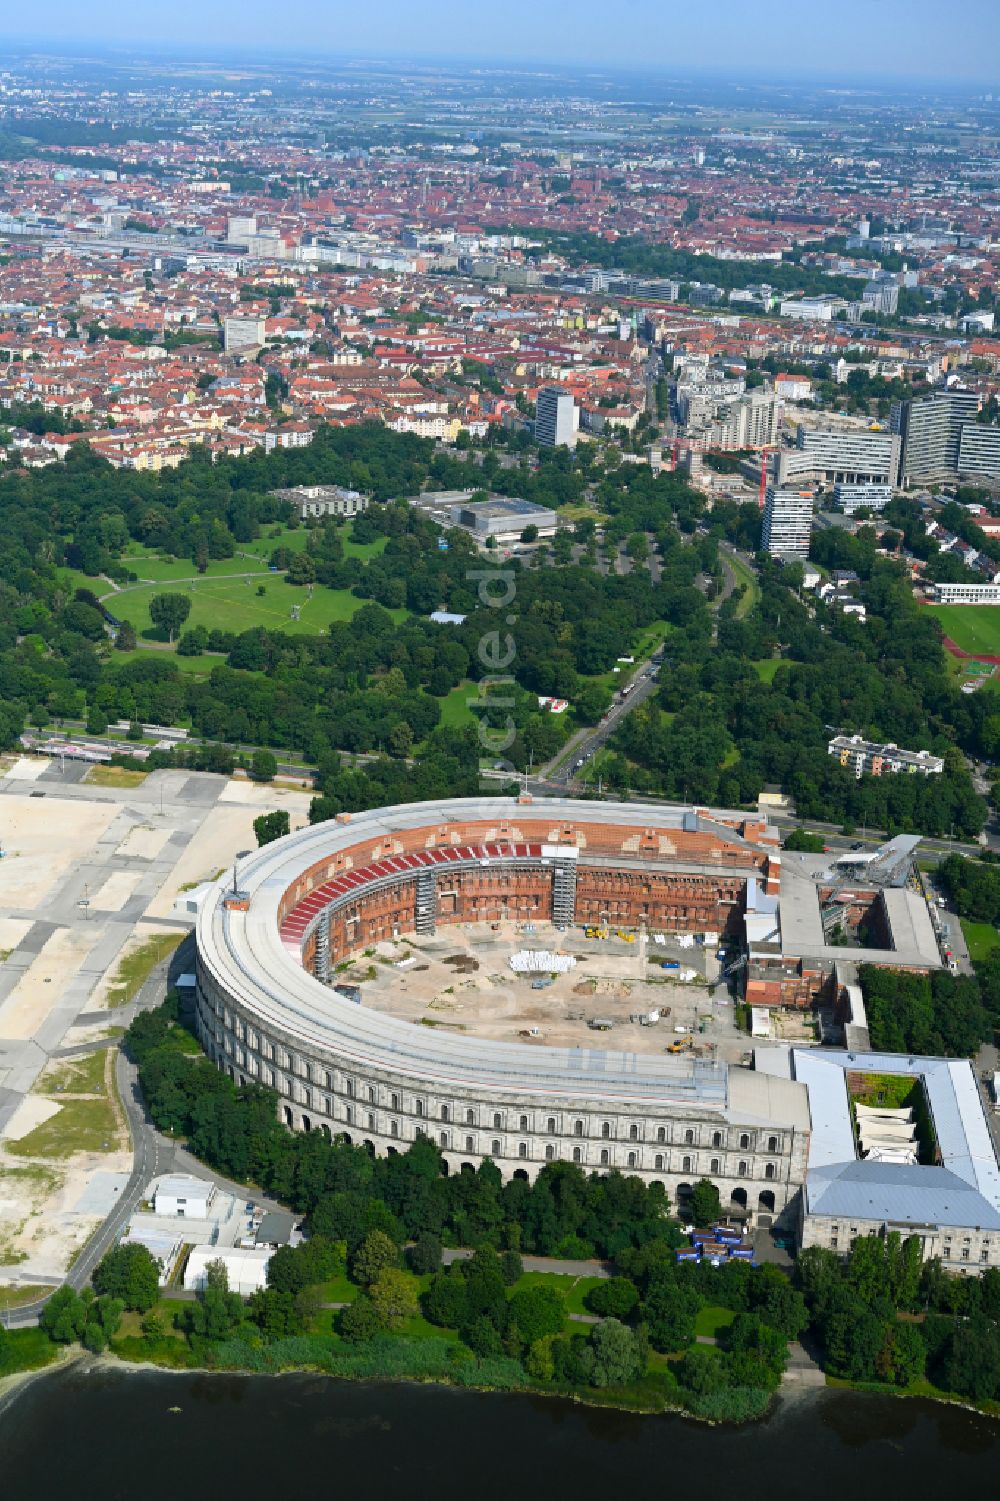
1,1365 -> 998,1500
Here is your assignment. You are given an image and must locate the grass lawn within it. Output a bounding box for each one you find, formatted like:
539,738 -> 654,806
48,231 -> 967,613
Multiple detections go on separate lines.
726,552 -> 760,619
436,681 -> 479,731
85,765 -> 149,789
0,1327 -> 58,1377
694,1304 -> 737,1339
38,1048 -> 108,1096
107,648 -> 226,677
106,932 -> 184,1009
926,604 -> 1000,657
8,1096 -> 121,1159
0,1283 -> 55,1311
314,1274 -> 360,1305
960,918 -> 1000,962
235,524 -> 311,560
342,534 -> 388,561
509,1270 -> 606,1317
118,548 -> 267,583
752,658 -> 783,683
107,575 -> 408,640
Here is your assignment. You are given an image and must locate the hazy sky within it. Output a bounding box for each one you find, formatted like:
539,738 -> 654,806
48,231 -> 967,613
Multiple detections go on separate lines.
2,0 -> 998,84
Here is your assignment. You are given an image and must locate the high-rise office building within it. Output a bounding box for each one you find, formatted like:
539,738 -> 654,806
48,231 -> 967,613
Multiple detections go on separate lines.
535,387 -> 577,448
892,390 -> 979,485
762,487 -> 814,559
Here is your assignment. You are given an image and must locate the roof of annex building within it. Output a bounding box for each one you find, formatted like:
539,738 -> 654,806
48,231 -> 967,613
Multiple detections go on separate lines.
196,796 -> 805,1120
772,862 -> 942,970
757,1046 -> 1000,1230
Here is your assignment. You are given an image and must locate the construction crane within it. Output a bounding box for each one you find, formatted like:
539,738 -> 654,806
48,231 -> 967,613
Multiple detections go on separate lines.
666,438 -> 778,509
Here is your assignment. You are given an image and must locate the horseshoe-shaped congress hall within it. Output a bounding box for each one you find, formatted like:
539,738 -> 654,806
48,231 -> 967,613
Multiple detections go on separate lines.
195,796 -> 811,1219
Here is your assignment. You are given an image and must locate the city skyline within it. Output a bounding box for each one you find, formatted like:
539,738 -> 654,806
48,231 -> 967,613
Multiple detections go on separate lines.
1,0 -> 999,85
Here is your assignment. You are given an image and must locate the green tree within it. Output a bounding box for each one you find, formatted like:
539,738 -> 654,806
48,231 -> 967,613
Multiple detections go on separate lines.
340,1293 -> 382,1342
40,1286 -> 88,1343
351,1230 -> 399,1287
586,1318 -> 648,1388
585,1277 -> 639,1320
688,1178 -> 721,1227
148,592 -> 191,643
253,809 -> 290,846
369,1268 -> 420,1329
508,1283 -> 565,1344
407,1232 -> 443,1275
250,749 -> 278,783
92,1243 -> 160,1312
183,1259 -> 244,1340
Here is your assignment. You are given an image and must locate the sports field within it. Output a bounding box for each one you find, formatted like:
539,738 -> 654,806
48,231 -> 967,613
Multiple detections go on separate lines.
926,604 -> 1000,657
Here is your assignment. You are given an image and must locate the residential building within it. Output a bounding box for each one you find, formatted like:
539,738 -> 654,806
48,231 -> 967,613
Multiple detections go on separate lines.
892,390 -> 979,485
957,423 -> 1000,480
832,482 -> 893,514
778,426 -> 900,487
223,315 -> 267,354
827,734 -> 944,778
535,386 -> 578,448
762,487 -> 814,559
271,484 -> 369,519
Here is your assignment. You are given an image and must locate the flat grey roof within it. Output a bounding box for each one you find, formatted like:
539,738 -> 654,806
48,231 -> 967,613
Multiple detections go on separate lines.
790,1047 -> 1000,1230
775,866 -> 941,969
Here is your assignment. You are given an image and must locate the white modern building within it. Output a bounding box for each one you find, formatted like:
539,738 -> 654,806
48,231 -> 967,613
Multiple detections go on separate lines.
153,1175 -> 216,1219
930,581 -> 1000,604
183,1246 -> 273,1297
778,426 -> 900,488
762,487 -> 814,558
833,482 -> 893,514
223,315 -> 267,354
535,387 -> 578,448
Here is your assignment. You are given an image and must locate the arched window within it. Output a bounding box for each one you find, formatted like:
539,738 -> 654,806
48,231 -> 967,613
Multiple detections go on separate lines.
656,1126 -> 666,1144
493,1112 -> 502,1129
765,1162 -> 777,1180
654,1154 -> 663,1171
465,1136 -> 475,1153
572,1147 -> 582,1163
390,1121 -> 399,1138
367,1113 -> 375,1131
739,1133 -> 750,1150
518,1142 -> 528,1159
415,1099 -> 424,1117
710,1157 -> 720,1174
712,1131 -> 723,1148
440,1132 -> 449,1148
682,1155 -> 693,1173
547,1117 -> 556,1134
519,1115 -> 528,1131
441,1104 -> 450,1123
684,1128 -> 694,1146
627,1151 -> 637,1169
600,1148 -> 610,1166
368,1085 -> 376,1104
491,1139 -> 501,1156
574,1119 -> 584,1136
545,1144 -> 555,1161
346,1078 -> 355,1098
466,1108 -> 475,1125
345,1105 -> 354,1125
739,1159 -> 749,1176
629,1124 -> 639,1141
391,1093 -> 399,1111
602,1122 -> 611,1139
768,1136 -> 779,1153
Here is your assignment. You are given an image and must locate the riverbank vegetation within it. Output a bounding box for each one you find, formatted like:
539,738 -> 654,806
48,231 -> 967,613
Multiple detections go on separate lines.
105,999 -> 1000,1417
